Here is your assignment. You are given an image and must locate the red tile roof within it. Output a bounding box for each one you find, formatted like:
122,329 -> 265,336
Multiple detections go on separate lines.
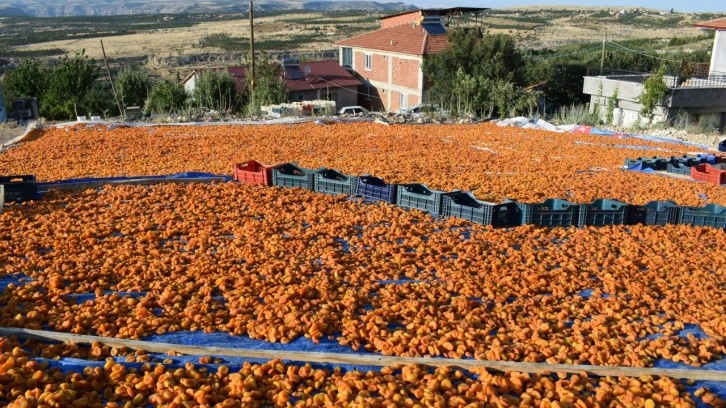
284,60 -> 362,92
182,61 -> 360,94
336,24 -> 449,56
694,17 -> 726,30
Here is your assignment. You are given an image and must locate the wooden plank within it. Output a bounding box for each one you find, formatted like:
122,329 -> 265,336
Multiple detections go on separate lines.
37,177 -> 226,192
0,327 -> 724,381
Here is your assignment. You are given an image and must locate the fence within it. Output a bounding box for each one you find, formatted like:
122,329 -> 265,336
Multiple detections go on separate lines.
587,67 -> 726,88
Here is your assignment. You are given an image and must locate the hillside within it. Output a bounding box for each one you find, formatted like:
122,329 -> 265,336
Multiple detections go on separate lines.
0,0 -> 413,17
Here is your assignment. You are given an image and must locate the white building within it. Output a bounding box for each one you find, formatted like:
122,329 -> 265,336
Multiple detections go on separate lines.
694,17 -> 726,76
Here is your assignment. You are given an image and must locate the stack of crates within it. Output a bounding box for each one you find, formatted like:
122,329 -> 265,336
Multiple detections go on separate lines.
0,175 -> 37,203
314,169 -> 358,196
354,175 -> 397,203
627,201 -> 680,226
271,163 -> 317,190
396,184 -> 451,215
519,199 -> 582,228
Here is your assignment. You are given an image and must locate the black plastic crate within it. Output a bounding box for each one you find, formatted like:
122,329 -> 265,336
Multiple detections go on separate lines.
666,162 -> 691,176
354,175 -> 397,203
627,201 -> 680,226
0,175 -> 37,203
396,183 -> 450,215
442,192 -> 522,227
582,199 -> 628,226
520,199 -> 583,228
314,169 -> 357,196
271,163 -> 316,190
678,204 -> 726,229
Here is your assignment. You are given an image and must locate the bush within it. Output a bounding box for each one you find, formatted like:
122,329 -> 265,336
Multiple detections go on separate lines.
145,79 -> 187,115
193,70 -> 243,113
116,68 -> 151,109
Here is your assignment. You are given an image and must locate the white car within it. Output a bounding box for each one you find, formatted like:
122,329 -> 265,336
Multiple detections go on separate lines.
403,104 -> 449,117
338,106 -> 369,116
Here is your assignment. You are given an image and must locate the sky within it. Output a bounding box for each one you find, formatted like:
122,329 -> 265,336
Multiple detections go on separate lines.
414,1 -> 726,13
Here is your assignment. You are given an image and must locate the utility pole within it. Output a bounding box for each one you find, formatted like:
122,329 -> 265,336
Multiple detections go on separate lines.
100,39 -> 123,118
249,0 -> 256,106
600,28 -> 607,72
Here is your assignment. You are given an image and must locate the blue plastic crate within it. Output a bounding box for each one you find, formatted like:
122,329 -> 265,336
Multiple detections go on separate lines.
271,163 -> 316,190
442,193 -> 523,227
696,154 -> 717,165
354,175 -> 397,203
396,183 -> 450,215
666,162 -> 691,176
520,199 -> 583,228
677,204 -> 726,229
627,201 -> 680,226
582,199 -> 628,226
0,175 -> 37,203
314,169 -> 357,196
719,139 -> 726,153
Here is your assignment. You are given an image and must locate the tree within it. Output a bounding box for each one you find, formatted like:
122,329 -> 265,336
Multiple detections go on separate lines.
1,59 -> 49,111
246,54 -> 287,116
145,79 -> 187,114
423,30 -> 528,117
116,67 -> 152,109
639,65 -> 669,122
193,70 -> 243,113
41,50 -> 99,119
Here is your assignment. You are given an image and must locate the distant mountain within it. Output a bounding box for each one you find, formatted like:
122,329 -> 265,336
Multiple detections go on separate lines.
0,5 -> 29,16
1,0 -> 414,17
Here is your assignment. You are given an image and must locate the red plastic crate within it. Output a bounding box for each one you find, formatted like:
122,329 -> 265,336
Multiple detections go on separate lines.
690,164 -> 726,185
233,161 -> 278,186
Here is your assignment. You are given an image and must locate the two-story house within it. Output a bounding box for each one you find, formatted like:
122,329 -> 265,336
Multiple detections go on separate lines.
336,8 -> 487,112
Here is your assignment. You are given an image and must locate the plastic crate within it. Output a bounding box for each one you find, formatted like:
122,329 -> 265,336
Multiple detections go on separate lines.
678,204 -> 726,229
666,162 -> 691,176
691,164 -> 726,185
233,160 -> 276,186
442,192 -> 522,227
314,169 -> 358,196
582,199 -> 628,226
0,175 -> 37,203
719,139 -> 726,153
696,154 -> 718,165
627,201 -> 680,226
271,163 -> 316,190
354,175 -> 397,203
396,183 -> 450,215
520,199 -> 583,228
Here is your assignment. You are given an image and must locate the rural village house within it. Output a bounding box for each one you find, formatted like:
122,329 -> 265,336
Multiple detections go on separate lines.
182,59 -> 362,110
335,9 -> 452,113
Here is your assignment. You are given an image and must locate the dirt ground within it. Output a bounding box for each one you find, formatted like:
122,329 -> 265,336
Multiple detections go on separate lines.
0,122 -> 26,146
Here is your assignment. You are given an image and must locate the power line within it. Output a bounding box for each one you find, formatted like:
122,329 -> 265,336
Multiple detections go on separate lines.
606,41 -> 683,63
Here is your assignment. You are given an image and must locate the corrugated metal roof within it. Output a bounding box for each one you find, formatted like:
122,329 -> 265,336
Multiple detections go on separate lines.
694,17 -> 726,30
336,24 -> 448,56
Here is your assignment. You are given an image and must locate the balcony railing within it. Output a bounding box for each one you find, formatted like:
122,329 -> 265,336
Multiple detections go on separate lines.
587,67 -> 726,89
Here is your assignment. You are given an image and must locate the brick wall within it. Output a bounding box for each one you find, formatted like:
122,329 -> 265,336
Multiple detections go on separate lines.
391,57 -> 420,89
380,11 -> 422,29
355,51 -> 388,84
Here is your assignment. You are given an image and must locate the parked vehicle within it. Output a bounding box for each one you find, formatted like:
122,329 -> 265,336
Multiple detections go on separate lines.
402,103 -> 449,118
338,106 -> 369,116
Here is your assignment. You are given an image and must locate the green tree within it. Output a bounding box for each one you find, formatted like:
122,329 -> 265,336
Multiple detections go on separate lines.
193,70 -> 243,113
246,54 -> 288,115
1,59 -> 49,112
639,65 -> 669,121
145,79 -> 187,114
116,67 -> 152,109
423,30 -> 528,117
41,50 -> 99,119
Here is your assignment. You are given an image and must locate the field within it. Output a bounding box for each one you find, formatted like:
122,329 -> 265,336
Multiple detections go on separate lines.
0,122 -> 725,406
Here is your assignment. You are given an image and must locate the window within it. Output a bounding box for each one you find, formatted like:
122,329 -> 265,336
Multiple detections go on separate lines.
342,47 -> 353,67
399,93 -> 409,110
364,54 -> 372,71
